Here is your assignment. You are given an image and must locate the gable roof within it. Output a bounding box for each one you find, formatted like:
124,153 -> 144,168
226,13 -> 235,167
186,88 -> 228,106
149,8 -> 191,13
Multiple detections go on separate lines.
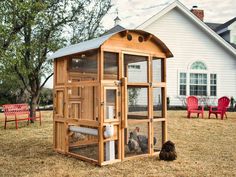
215,17 -> 236,32
48,32 -> 117,60
102,25 -> 125,35
48,29 -> 173,60
137,0 -> 236,57
205,22 -> 222,31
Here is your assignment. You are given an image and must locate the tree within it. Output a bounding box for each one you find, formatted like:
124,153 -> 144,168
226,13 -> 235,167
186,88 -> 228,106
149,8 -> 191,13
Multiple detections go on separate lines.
0,0 -> 112,121
38,88 -> 53,106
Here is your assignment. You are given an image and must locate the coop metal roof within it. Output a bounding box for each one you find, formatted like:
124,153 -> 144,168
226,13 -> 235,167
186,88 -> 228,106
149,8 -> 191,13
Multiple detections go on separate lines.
48,29 -> 173,60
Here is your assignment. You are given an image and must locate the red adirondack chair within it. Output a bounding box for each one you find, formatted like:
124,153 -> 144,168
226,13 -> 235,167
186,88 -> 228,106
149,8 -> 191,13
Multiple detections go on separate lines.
186,96 -> 204,118
208,96 -> 230,120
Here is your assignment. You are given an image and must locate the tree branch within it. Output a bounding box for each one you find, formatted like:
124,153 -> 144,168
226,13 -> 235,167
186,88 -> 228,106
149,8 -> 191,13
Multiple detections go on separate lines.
14,65 -> 32,94
40,73 -> 54,90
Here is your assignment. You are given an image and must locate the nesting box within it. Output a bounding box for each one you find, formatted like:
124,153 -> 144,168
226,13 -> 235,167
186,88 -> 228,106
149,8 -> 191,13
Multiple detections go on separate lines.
49,29 -> 173,166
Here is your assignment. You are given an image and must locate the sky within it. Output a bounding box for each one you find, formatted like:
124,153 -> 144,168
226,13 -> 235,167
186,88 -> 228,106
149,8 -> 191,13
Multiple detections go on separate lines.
44,0 -> 236,88
102,0 -> 236,29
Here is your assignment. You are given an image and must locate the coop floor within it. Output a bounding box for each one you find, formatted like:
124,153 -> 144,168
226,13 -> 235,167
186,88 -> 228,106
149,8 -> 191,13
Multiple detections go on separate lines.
0,111 -> 236,177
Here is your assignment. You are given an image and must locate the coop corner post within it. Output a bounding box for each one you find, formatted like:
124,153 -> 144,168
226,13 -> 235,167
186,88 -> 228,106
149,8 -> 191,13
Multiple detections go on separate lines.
148,54 -> 153,155
64,57 -> 69,153
53,60 -> 56,150
98,47 -> 104,166
162,58 -> 168,143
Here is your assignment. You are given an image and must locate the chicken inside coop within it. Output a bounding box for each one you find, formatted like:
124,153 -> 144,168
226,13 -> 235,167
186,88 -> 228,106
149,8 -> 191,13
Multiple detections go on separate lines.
127,127 -> 157,154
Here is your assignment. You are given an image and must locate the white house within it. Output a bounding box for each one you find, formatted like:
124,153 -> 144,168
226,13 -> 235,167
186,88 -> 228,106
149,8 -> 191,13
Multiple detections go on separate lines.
135,0 -> 236,106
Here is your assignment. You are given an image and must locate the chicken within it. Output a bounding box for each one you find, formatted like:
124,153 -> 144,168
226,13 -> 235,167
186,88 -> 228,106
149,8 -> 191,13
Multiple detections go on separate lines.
128,127 -> 140,152
137,135 -> 157,153
159,140 -> 177,161
128,127 -> 157,153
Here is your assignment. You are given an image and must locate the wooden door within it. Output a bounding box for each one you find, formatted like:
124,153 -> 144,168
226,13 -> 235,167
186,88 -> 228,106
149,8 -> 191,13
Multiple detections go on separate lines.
54,89 -> 67,152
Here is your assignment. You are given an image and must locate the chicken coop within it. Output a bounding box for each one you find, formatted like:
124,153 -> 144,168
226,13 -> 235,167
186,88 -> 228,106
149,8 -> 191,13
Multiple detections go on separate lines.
49,29 -> 173,166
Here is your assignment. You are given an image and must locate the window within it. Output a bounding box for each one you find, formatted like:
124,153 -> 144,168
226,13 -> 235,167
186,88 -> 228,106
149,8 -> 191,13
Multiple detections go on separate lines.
104,52 -> 119,80
128,65 -> 141,70
190,73 -> 207,96
179,73 -> 187,95
191,61 -> 207,70
210,74 -> 217,96
179,61 -> 217,97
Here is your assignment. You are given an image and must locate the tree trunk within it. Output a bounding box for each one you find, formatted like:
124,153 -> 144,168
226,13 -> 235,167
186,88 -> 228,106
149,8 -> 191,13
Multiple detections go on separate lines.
30,94 -> 39,123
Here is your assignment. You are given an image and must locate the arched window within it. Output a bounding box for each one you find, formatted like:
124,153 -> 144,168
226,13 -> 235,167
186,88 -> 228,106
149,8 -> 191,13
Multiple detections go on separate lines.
190,61 -> 207,70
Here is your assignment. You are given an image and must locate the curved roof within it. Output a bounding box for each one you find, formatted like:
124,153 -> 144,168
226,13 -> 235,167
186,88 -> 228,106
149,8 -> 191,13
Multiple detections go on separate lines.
48,29 -> 173,60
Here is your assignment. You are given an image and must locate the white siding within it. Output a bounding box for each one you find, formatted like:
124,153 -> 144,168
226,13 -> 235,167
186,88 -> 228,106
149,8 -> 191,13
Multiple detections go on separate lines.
141,7 -> 236,106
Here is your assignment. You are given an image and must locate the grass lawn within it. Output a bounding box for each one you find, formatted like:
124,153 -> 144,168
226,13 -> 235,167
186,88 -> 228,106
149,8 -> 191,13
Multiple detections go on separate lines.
0,111 -> 236,177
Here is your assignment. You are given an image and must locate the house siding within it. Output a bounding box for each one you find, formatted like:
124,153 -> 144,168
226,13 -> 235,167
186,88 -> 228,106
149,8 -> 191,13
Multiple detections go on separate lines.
138,7 -> 236,106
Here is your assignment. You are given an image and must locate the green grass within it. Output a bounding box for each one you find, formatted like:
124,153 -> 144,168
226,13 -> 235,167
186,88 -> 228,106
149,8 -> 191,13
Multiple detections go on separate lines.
0,111 -> 236,177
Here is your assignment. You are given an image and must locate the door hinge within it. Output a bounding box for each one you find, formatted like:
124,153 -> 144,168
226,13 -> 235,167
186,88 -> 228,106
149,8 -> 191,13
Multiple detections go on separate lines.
118,91 -> 121,96
115,80 -> 122,86
118,112 -> 121,117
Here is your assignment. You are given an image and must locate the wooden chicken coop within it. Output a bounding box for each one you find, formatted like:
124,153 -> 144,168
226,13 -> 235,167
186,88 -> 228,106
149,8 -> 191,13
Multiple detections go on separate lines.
49,29 -> 173,166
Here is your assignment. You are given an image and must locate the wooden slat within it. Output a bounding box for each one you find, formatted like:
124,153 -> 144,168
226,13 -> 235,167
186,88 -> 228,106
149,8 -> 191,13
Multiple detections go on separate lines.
127,83 -> 149,87
127,115 -> 148,119
153,118 -> 166,122
77,119 -> 99,127
101,159 -> 121,166
127,119 -> 150,123
152,82 -> 166,88
66,81 -> 99,87
67,152 -> 98,165
69,139 -> 98,147
103,121 -> 120,125
121,77 -> 127,129
123,153 -> 150,161
102,46 -> 166,59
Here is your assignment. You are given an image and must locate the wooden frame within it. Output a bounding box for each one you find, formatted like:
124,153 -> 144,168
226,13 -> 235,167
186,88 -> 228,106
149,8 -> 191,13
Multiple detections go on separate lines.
52,30 -> 172,166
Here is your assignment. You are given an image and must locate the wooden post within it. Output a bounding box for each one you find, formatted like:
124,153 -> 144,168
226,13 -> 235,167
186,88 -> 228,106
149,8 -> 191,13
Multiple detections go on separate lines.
98,48 -> 104,165
53,61 -> 56,149
162,58 -> 167,143
148,55 -> 153,155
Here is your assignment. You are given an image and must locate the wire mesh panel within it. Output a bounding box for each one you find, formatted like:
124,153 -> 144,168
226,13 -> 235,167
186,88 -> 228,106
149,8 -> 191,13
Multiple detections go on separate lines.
125,122 -> 149,157
124,54 -> 148,83
104,52 -> 119,80
153,121 -> 163,152
69,126 -> 99,161
104,88 -> 118,120
128,87 -> 148,118
152,58 -> 163,83
153,88 -> 163,118
68,50 -> 98,81
103,139 -> 119,162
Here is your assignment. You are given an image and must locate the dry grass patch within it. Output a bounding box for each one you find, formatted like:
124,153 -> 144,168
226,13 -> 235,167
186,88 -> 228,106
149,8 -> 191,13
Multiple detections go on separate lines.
0,111 -> 236,177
